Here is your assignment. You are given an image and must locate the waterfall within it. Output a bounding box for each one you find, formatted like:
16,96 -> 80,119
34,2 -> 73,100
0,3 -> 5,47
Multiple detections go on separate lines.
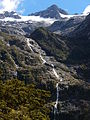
25,38 -> 66,119
53,82 -> 60,120
54,83 -> 59,109
53,65 -> 63,119
53,68 -> 59,79
50,63 -> 60,119
39,53 -> 61,119
54,78 -> 62,110
40,54 -> 46,64
53,79 -> 63,120
26,38 -> 34,52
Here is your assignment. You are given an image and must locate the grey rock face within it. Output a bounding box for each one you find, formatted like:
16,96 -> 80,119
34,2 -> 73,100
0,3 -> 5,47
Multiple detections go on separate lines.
0,11 -> 21,19
0,20 -> 51,36
70,14 -> 90,37
48,16 -> 86,35
29,4 -> 68,19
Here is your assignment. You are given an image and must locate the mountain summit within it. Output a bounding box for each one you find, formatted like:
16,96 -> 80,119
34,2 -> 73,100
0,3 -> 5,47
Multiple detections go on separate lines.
29,4 -> 68,19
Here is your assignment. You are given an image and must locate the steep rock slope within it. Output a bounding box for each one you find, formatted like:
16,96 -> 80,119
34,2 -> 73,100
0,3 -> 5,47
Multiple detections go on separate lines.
66,14 -> 90,81
48,16 -> 85,35
30,27 -> 90,120
30,13 -> 90,82
29,4 -> 68,19
30,27 -> 69,61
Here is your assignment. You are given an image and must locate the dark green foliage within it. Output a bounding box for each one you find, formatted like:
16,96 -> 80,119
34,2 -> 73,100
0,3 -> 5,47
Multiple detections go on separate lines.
0,79 -> 51,120
30,28 -> 69,61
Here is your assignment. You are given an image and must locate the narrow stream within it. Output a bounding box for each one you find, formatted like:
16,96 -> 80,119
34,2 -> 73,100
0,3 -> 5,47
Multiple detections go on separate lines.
39,55 -> 62,119
26,38 -> 34,52
54,78 -> 63,119
53,67 -> 59,79
40,54 -> 46,64
27,38 -> 61,119
54,83 -> 59,110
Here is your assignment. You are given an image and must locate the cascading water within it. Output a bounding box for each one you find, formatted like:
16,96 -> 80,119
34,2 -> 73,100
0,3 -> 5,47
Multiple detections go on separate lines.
26,38 -> 34,52
26,38 -> 47,65
51,64 -> 59,111
54,78 -> 63,118
27,42 -> 61,119
53,67 -> 59,79
39,56 -> 61,119
52,64 -> 63,119
40,54 -> 46,64
54,83 -> 59,110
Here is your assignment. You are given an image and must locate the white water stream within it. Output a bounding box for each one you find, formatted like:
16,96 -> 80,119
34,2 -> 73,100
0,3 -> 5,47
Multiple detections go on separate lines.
39,55 -> 62,117
53,67 -> 59,79
54,83 -> 59,109
26,39 -> 62,119
54,78 -> 63,113
26,38 -> 34,52
40,54 -> 46,64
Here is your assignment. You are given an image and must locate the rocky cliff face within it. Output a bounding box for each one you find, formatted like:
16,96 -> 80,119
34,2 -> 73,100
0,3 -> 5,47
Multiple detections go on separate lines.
29,4 -> 68,19
0,11 -> 21,19
65,14 -> 90,82
48,16 -> 85,35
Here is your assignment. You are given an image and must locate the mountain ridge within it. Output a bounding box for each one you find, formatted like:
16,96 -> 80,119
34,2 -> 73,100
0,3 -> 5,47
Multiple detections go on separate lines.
29,4 -> 68,19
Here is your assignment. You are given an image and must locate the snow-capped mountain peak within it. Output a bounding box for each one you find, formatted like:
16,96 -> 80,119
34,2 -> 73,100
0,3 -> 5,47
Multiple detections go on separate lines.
83,5 -> 90,15
29,4 -> 68,19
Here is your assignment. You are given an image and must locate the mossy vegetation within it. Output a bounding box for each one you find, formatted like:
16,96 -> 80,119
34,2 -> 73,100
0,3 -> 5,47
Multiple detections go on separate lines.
0,79 -> 51,120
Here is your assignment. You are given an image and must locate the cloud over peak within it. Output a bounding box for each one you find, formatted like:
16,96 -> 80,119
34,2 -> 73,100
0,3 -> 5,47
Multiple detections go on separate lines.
0,0 -> 23,12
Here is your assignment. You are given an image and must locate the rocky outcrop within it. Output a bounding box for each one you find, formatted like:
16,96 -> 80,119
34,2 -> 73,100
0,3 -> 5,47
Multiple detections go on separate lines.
29,4 -> 68,19
0,11 -> 21,19
48,16 -> 85,35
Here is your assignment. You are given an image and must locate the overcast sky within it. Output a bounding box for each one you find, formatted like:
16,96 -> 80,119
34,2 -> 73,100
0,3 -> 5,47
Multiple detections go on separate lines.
0,0 -> 90,15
